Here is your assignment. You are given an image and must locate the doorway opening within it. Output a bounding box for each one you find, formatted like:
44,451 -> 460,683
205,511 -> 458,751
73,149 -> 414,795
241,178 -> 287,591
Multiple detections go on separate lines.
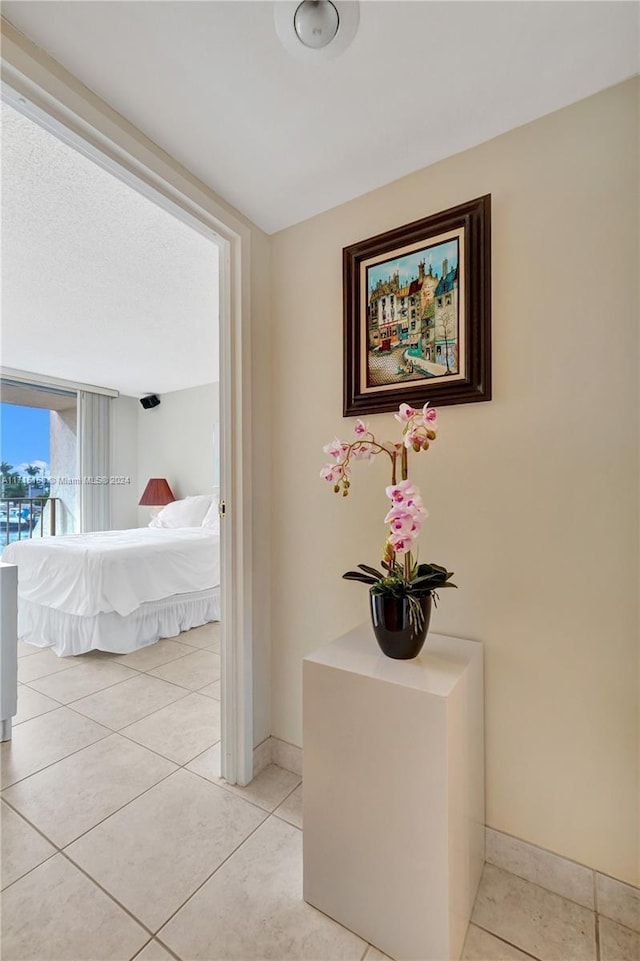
1,81 -> 252,783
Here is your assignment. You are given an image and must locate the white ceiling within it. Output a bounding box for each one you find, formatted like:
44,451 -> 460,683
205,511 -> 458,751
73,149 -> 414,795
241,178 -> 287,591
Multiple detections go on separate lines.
1,102 -> 219,396
3,1 -> 638,234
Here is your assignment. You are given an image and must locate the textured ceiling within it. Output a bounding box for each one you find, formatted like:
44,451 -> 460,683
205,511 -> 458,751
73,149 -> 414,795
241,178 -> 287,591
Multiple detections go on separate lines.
1,103 -> 219,396
2,1 -> 638,233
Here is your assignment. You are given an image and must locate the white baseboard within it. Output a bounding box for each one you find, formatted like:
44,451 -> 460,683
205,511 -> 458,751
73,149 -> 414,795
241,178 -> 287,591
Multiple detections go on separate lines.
252,736 -> 303,778
252,737 -> 273,777
486,826 -> 639,924
271,737 -> 303,776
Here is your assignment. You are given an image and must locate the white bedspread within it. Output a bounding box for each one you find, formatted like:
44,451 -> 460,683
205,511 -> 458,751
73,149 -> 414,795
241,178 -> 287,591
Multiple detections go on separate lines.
2,528 -> 220,617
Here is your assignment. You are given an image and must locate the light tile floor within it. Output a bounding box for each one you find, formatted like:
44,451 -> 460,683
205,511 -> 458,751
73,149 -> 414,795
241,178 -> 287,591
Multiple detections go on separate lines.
1,623 -> 638,961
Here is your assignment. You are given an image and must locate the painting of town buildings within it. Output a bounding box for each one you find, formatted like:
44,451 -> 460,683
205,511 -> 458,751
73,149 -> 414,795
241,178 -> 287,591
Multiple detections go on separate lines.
366,238 -> 461,388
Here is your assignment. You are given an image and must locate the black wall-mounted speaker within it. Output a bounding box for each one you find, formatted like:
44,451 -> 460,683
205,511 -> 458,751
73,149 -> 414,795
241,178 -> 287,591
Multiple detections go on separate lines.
140,394 -> 160,410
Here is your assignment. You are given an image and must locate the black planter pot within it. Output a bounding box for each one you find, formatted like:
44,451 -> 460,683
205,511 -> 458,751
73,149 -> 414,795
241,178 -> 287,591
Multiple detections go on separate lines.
369,592 -> 432,659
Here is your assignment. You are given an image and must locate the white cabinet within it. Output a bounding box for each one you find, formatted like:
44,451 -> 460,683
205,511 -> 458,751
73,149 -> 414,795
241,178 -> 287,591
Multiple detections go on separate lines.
303,624 -> 484,961
0,562 -> 18,741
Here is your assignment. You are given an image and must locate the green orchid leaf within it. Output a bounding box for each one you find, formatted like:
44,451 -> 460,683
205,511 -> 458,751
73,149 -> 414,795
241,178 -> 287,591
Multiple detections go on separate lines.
342,571 -> 378,585
411,574 -> 445,586
357,564 -> 385,579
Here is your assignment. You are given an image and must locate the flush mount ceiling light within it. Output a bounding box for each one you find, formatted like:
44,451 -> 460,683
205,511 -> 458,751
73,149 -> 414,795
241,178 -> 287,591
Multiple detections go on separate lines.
275,1 -> 359,62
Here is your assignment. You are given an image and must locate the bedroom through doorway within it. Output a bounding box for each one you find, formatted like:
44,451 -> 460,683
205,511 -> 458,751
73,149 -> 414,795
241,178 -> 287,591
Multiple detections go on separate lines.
1,96 -> 227,777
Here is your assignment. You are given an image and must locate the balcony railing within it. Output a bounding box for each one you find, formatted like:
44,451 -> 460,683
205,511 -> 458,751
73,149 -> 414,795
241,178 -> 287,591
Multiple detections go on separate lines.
0,497 -> 59,548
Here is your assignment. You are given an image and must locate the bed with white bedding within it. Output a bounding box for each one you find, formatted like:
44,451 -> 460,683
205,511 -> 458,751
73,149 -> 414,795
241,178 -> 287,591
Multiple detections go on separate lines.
2,526 -> 220,657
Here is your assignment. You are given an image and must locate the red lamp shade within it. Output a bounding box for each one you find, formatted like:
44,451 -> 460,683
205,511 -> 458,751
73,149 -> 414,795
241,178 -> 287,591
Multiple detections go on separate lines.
139,478 -> 175,507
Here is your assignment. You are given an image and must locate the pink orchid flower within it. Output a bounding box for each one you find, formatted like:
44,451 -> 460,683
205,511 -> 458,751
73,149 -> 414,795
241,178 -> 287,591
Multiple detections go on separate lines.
406,497 -> 427,517
380,440 -> 403,455
384,507 -> 416,535
320,463 -> 346,483
320,464 -> 336,483
394,402 -> 417,425
389,532 -> 416,555
423,403 -> 437,427
385,480 -> 419,505
403,424 -> 424,450
352,443 -> 374,463
321,403 -> 441,566
323,437 -> 349,461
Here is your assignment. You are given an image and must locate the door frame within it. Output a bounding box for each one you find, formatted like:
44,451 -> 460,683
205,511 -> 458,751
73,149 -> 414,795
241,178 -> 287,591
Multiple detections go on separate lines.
1,25 -> 254,785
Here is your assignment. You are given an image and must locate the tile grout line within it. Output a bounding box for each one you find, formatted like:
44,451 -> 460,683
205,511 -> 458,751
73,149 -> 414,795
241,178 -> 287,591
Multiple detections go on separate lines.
64,685 -> 195,731
597,914 -> 640,937
487,824 -> 602,877
131,936 -> 183,961
4,638 -> 222,941
60,761 -> 182,849
290,893 -> 372,952
485,859 -> 601,914
1,757 -> 180,867
23,667 -> 157,707
6,637 -> 305,947
153,808 -> 276,943
59,847 -> 159,941
13,702 -> 62,728
0,798 -> 60,893
471,922 -> 544,961
3,779 -> 191,948
3,671 -> 220,795
174,751 -> 299,818
3,730 -> 248,855
1,738 -> 253,902
270,775 -> 303,824
0,722 -> 113,792
5,764 -> 301,953
113,726 -> 220,769
18,638 -> 218,691
57,732 -> 298,852
128,936 -> 156,961
487,825 -> 640,897
4,673 -> 297,844
21,654 -> 217,706
5,663 -> 246,884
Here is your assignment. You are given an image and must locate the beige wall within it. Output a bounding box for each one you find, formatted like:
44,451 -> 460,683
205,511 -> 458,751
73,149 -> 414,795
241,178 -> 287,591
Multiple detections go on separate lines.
136,382 -> 219,524
250,227 -> 273,745
270,80 -> 639,884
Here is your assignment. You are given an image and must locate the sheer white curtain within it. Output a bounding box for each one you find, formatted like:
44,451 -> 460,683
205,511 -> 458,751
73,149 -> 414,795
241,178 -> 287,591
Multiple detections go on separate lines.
77,390 -> 111,533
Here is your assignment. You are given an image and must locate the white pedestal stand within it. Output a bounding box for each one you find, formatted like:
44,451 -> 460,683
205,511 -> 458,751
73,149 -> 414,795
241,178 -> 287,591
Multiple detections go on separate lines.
303,624 -> 484,961
0,562 -> 18,741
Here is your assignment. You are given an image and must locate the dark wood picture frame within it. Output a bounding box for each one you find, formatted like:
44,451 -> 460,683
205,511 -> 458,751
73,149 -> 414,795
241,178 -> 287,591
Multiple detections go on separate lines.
343,195 -> 491,417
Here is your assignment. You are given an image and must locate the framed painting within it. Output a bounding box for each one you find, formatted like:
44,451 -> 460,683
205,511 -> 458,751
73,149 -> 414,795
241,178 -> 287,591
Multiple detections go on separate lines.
343,195 -> 491,416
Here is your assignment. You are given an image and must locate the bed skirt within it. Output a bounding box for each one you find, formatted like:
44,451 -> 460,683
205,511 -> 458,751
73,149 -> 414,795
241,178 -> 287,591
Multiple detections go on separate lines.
18,587 -> 221,657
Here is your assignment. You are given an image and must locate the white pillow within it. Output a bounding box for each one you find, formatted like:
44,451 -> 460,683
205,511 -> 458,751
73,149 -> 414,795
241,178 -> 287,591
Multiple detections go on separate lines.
201,499 -> 220,532
148,495 -> 213,529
